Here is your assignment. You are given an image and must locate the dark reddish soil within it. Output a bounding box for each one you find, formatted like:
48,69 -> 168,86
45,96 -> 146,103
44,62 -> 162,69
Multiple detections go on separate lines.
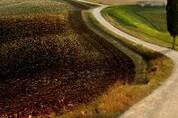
0,12 -> 135,117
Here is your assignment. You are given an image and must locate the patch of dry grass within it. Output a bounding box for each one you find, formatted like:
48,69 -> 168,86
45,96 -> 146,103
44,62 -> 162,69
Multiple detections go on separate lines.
59,10 -> 172,118
59,55 -> 173,118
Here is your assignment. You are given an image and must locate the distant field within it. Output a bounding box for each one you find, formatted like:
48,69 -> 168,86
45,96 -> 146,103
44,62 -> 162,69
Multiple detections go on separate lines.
0,0 -> 69,16
103,5 -> 178,49
86,0 -> 166,5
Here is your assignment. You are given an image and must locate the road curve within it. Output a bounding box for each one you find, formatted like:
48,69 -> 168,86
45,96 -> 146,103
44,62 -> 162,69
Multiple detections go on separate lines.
91,6 -> 178,118
72,0 -> 178,118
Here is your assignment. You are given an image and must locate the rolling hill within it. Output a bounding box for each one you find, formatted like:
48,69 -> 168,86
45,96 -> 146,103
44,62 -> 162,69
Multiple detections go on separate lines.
0,0 -> 135,117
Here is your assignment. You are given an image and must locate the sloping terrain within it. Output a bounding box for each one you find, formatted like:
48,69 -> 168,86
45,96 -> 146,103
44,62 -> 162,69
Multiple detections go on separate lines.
64,1 -> 173,117
0,0 -> 135,117
103,5 -> 178,49
89,4 -> 178,118
85,0 -> 166,5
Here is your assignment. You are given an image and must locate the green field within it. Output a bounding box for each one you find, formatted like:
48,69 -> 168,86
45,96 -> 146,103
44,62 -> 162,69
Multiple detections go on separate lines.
103,5 -> 178,50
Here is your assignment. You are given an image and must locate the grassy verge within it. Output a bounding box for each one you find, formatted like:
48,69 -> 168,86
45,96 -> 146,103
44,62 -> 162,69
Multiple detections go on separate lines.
58,10 -> 174,118
102,5 -> 178,50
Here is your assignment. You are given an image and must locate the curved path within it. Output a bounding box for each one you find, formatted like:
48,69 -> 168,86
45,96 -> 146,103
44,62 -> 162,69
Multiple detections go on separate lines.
92,6 -> 178,118
72,0 -> 178,118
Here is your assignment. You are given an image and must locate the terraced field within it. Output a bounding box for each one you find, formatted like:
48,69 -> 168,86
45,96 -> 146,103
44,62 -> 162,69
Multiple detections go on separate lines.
0,0 -> 135,117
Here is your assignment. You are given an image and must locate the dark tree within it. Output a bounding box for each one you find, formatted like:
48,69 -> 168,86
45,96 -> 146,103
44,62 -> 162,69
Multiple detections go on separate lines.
166,0 -> 178,49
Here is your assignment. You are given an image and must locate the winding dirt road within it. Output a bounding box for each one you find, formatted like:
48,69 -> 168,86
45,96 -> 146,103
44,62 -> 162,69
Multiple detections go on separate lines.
72,0 -> 178,118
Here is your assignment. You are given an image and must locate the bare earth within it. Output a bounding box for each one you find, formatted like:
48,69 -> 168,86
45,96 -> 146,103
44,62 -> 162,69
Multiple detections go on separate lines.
0,1 -> 135,117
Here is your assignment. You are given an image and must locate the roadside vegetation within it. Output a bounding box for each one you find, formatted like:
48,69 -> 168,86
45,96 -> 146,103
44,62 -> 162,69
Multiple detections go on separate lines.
0,0 -> 135,117
103,5 -> 178,50
60,7 -> 173,118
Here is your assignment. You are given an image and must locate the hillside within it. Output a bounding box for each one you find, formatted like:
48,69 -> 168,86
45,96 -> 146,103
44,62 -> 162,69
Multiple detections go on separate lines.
0,0 -> 135,117
103,5 -> 178,49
